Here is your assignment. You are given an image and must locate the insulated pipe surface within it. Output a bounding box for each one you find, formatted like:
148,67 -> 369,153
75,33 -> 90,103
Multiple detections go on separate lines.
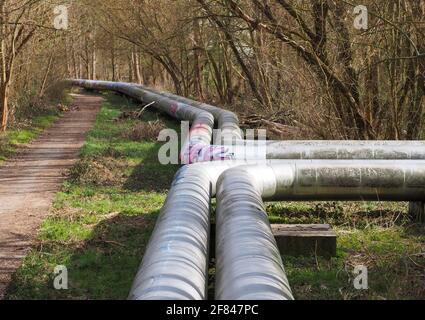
128,161 -> 250,300
216,166 -> 294,300
135,84 -> 242,142
128,165 -> 212,300
267,160 -> 425,201
264,141 -> 425,160
217,161 -> 425,202
190,141 -> 425,162
66,80 -> 425,300
215,160 -> 425,300
67,79 -> 215,162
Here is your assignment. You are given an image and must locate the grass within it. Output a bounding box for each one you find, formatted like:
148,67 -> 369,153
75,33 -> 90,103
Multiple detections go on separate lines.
0,95 -> 72,164
269,202 -> 425,300
5,92 -> 425,300
6,92 -> 180,300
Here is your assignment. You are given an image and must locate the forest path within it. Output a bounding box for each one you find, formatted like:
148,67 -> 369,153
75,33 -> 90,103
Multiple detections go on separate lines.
0,94 -> 102,299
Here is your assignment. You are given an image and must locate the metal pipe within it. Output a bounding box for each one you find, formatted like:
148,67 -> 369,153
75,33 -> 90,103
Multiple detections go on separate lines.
215,160 -> 425,300
264,141 -> 425,160
130,159 -> 425,300
128,161 -> 247,300
65,80 -> 425,300
190,141 -> 425,162
135,84 -> 242,142
67,80 -> 425,162
67,79 -> 214,162
215,166 -> 294,300
218,160 -> 425,202
266,160 -> 425,201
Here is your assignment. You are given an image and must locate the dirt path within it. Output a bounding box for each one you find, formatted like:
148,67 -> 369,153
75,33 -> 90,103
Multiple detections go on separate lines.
0,94 -> 102,299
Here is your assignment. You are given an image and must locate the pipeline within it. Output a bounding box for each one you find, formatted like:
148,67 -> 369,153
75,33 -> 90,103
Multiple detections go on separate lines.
215,160 -> 425,300
135,84 -> 242,143
135,86 -> 425,161
65,79 -> 425,301
128,161 -> 247,300
67,80 -> 425,163
215,164 -> 294,300
129,159 -> 425,300
196,140 -> 425,162
67,80 -> 214,162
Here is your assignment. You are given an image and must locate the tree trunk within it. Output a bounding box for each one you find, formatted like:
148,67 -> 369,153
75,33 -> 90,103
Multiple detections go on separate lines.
78,54 -> 83,78
132,48 -> 142,84
85,38 -> 91,79
39,53 -> 54,98
128,55 -> 133,82
92,45 -> 97,80
111,48 -> 116,81
0,83 -> 9,132
193,19 -> 203,99
72,44 -> 78,78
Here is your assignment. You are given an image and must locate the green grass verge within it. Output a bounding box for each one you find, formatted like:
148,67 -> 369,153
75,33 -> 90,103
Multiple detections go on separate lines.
5,92 -> 425,300
269,202 -> 425,300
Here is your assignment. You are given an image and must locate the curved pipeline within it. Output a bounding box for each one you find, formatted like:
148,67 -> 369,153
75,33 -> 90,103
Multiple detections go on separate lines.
129,159 -> 425,300
215,160 -> 425,300
67,79 -> 214,162
128,161 -> 247,300
135,85 -> 242,142
65,79 -> 425,300
67,80 -> 425,162
215,166 -> 294,300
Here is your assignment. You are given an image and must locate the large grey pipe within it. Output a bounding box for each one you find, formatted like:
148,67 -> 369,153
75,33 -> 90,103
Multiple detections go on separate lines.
129,159 -> 425,300
215,160 -> 425,300
128,161 -> 246,300
264,141 -> 425,160
67,80 -> 425,162
67,79 -> 216,162
194,140 -> 425,162
135,84 -> 242,142
65,80 -> 425,300
215,166 -> 293,300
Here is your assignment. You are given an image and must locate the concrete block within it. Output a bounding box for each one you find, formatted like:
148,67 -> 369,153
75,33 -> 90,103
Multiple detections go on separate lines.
272,224 -> 337,258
